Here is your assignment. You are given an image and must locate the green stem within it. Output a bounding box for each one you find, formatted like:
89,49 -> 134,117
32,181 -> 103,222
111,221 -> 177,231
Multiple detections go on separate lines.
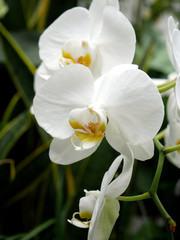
151,193 -> 171,222
151,193 -> 176,236
150,149 -> 164,194
153,137 -> 164,151
151,138 -> 176,238
117,192 -> 151,201
158,79 -> 176,93
157,77 -> 176,88
150,138 -> 164,194
163,144 -> 180,154
156,129 -> 165,140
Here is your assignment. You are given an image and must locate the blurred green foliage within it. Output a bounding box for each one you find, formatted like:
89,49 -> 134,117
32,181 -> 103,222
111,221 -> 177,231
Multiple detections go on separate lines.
0,0 -> 180,239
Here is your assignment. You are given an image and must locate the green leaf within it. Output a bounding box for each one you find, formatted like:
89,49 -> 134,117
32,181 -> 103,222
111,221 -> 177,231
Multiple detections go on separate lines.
21,218 -> 55,240
0,218 -> 55,240
0,23 -> 36,107
2,93 -> 21,122
0,111 -> 31,158
11,31 -> 41,65
0,233 -> 26,240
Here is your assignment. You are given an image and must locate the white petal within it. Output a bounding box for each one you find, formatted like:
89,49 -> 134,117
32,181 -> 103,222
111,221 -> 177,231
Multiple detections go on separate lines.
101,155 -> 124,192
49,137 -> 99,165
87,155 -> 123,240
106,154 -> 134,198
96,67 -> 164,145
89,0 -> 119,16
105,119 -> 133,160
88,198 -> 119,240
172,30 -> 180,73
34,63 -> 49,93
167,91 -> 180,122
168,16 -> 178,41
93,64 -> 138,104
166,16 -> 178,70
176,75 -> 180,109
96,7 -> 136,74
165,122 -> 180,168
33,65 -> 94,139
129,140 -> 154,161
89,0 -> 119,37
68,219 -> 89,228
105,115 -> 154,161
39,7 -> 91,60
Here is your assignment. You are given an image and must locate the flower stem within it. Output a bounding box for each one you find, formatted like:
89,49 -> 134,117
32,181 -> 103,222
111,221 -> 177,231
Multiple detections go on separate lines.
153,137 -> 164,151
156,129 -> 165,140
163,144 -> 180,154
117,192 -> 151,201
151,193 -> 176,238
151,193 -> 171,222
152,138 -> 164,193
117,137 -> 176,238
151,137 -> 176,238
149,150 -> 164,193
157,78 -> 176,93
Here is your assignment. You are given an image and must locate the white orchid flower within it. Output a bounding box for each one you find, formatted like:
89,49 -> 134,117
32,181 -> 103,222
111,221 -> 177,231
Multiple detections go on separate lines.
165,121 -> 180,169
165,90 -> 180,168
166,16 -> 180,109
166,90 -> 180,123
165,87 -> 180,169
176,75 -> 180,109
68,154 -> 134,240
166,16 -> 180,74
33,64 -> 164,164
34,0 -> 136,91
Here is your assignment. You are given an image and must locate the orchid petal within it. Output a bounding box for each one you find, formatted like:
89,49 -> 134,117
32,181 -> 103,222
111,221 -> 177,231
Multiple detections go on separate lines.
88,155 -> 123,239
89,0 -> 119,37
34,63 -> 49,93
67,219 -> 89,228
166,16 -> 178,70
106,154 -> 133,198
96,7 -> 136,74
95,67 -> 164,145
88,198 -> 119,240
165,122 -> 180,168
167,91 -> 180,122
93,64 -> 138,104
105,119 -> 133,160
172,29 -> 180,73
129,140 -> 154,161
176,75 -> 180,109
33,65 -> 93,139
168,16 -> 179,41
49,136 -> 99,165
101,155 -> 124,191
39,7 -> 91,60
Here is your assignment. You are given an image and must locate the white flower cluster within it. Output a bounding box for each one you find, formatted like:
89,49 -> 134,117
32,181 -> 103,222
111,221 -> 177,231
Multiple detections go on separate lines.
165,16 -> 180,169
32,0 -> 179,239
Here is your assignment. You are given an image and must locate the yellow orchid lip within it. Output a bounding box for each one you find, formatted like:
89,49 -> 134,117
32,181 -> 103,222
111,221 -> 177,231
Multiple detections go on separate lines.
69,109 -> 106,150
71,212 -> 91,227
62,49 -> 91,67
70,120 -> 106,150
